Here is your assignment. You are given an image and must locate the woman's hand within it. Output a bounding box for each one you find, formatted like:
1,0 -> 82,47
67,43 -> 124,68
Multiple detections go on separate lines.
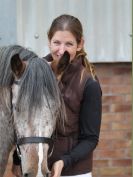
50,160 -> 64,177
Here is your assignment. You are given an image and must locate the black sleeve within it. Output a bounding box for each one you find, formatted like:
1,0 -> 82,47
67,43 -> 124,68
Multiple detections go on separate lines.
60,78 -> 102,168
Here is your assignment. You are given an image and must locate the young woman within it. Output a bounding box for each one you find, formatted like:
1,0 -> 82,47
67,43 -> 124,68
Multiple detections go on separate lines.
12,14 -> 102,177
45,14 -> 102,177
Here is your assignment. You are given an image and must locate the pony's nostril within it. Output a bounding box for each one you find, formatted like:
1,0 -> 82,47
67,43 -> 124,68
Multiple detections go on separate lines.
46,172 -> 51,177
24,173 -> 29,177
23,172 -> 34,177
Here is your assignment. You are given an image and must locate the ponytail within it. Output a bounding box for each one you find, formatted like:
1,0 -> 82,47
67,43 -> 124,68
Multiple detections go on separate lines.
76,49 -> 96,80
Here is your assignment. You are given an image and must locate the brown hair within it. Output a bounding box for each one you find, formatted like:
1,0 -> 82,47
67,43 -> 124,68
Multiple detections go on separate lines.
48,14 -> 96,79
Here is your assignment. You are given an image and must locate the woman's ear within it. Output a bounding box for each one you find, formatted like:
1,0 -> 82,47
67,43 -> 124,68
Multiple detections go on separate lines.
77,38 -> 84,51
11,54 -> 26,78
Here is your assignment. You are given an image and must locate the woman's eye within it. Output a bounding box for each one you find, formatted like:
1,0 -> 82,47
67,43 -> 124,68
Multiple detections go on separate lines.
53,41 -> 60,45
66,43 -> 73,47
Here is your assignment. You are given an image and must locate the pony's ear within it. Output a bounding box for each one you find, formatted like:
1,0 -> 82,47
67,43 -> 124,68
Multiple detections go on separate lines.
11,54 -> 26,78
57,51 -> 70,74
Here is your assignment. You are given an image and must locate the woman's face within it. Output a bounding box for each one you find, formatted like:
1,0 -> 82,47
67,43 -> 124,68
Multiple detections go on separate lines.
48,30 -> 83,62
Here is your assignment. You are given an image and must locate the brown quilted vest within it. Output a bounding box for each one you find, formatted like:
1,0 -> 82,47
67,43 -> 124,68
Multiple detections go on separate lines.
45,55 -> 93,175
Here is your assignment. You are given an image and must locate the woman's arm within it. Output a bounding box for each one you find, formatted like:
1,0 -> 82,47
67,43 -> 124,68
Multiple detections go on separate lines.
59,78 -> 102,168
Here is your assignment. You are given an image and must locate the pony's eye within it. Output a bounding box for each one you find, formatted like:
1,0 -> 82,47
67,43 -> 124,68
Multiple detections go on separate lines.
13,104 -> 19,113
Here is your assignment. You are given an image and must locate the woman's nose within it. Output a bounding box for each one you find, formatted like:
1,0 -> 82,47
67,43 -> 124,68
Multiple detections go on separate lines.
58,45 -> 66,54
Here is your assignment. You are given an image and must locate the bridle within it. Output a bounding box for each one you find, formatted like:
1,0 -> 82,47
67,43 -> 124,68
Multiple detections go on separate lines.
12,79 -> 54,160
17,137 -> 53,146
16,136 -> 54,161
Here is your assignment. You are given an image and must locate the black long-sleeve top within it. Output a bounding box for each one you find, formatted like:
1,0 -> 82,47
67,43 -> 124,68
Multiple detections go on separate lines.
60,78 -> 102,168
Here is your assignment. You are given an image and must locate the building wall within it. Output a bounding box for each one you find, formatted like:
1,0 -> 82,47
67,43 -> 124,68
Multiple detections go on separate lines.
0,0 -> 17,46
4,62 -> 132,177
93,63 -> 132,177
16,0 -> 132,62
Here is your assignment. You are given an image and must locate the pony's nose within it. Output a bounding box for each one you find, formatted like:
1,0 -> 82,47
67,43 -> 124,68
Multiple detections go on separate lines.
24,173 -> 28,177
46,172 -> 50,177
45,172 -> 51,177
23,172 -> 31,177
